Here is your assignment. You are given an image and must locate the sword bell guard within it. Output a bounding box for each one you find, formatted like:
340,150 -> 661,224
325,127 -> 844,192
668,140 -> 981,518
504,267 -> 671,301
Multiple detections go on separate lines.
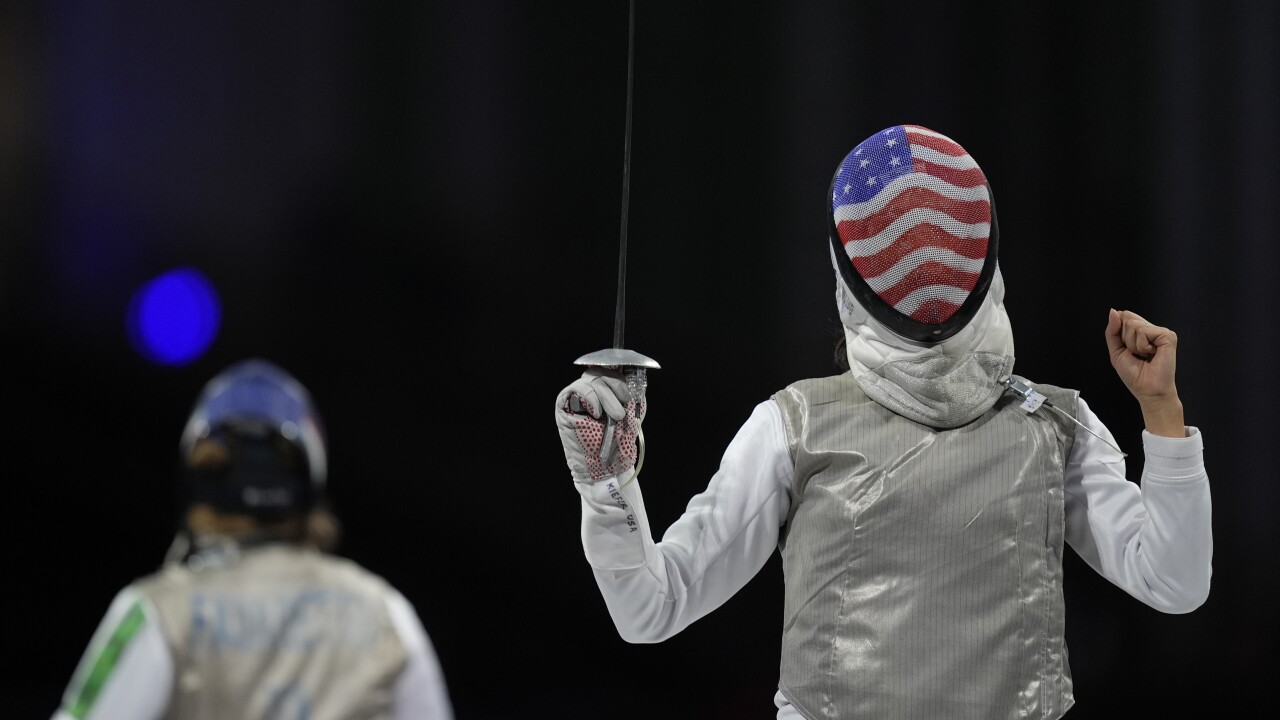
573,348 -> 661,369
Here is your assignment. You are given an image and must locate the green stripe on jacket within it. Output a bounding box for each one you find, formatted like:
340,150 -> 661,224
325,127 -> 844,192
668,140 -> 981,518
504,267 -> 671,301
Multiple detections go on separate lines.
67,601 -> 147,719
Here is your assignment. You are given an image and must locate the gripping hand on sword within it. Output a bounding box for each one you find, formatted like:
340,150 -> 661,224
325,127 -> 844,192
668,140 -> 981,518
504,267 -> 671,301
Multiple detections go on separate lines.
556,368 -> 647,483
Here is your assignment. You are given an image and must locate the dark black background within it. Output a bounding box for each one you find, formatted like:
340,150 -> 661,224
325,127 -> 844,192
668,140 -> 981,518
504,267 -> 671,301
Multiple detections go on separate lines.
5,2 -> 1277,718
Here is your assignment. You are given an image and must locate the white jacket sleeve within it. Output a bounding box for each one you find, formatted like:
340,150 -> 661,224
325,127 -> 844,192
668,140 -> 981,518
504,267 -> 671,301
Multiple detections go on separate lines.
53,588 -> 171,720
576,400 -> 794,643
385,590 -> 454,720
1064,397 -> 1213,613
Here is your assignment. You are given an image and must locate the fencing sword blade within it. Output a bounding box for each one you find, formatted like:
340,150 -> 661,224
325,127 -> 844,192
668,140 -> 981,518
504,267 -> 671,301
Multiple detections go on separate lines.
574,0 -> 659,374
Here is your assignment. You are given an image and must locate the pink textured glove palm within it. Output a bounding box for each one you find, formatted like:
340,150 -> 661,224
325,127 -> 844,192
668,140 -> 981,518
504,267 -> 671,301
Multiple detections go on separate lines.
555,369 -> 647,482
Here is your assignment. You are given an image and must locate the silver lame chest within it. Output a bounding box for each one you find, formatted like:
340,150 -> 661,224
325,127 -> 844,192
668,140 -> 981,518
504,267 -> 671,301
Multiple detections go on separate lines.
774,374 -> 1077,720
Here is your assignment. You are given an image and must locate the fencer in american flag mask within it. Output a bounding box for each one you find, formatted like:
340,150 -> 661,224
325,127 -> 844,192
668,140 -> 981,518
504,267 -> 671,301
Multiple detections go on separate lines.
829,125 -> 1015,429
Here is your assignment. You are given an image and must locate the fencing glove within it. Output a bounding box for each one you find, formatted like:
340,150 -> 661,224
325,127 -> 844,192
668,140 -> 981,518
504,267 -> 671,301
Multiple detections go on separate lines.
555,369 -> 646,483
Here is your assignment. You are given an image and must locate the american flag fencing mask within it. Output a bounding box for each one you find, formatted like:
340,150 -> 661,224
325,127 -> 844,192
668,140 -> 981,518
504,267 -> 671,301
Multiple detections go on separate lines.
829,125 -> 999,345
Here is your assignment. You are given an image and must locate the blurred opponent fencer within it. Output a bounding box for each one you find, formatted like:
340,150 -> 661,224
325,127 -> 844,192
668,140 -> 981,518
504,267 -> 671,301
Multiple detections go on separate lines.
55,359 -> 453,720
554,124 -> 1212,719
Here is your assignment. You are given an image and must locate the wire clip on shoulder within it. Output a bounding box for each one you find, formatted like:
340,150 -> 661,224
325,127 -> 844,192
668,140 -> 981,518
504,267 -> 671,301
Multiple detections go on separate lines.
997,376 -> 1127,457
999,376 -> 1045,413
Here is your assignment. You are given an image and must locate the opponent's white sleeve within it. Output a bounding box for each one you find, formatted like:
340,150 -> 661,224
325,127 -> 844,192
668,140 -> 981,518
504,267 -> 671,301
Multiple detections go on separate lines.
385,590 -> 454,720
576,400 -> 794,643
53,587 -> 171,720
1064,397 -> 1212,613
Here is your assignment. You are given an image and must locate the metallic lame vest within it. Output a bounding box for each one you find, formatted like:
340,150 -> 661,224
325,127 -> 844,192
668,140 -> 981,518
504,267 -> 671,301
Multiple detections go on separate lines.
134,544 -> 408,720
774,373 -> 1078,720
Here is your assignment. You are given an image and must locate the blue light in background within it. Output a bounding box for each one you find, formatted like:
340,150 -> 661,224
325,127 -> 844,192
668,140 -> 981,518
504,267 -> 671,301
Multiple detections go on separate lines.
127,268 -> 222,365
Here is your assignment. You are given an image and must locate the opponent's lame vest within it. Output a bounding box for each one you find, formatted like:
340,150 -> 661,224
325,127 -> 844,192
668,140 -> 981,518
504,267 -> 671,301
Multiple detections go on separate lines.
774,374 -> 1077,720
134,544 -> 408,720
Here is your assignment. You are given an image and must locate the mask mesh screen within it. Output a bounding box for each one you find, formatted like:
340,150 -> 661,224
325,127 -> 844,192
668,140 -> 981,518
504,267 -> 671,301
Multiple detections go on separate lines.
831,125 -> 992,325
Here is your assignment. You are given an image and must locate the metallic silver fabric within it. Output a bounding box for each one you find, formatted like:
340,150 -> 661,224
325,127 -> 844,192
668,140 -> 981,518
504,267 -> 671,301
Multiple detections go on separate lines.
774,373 -> 1077,720
135,544 -> 407,720
855,351 -> 1014,429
